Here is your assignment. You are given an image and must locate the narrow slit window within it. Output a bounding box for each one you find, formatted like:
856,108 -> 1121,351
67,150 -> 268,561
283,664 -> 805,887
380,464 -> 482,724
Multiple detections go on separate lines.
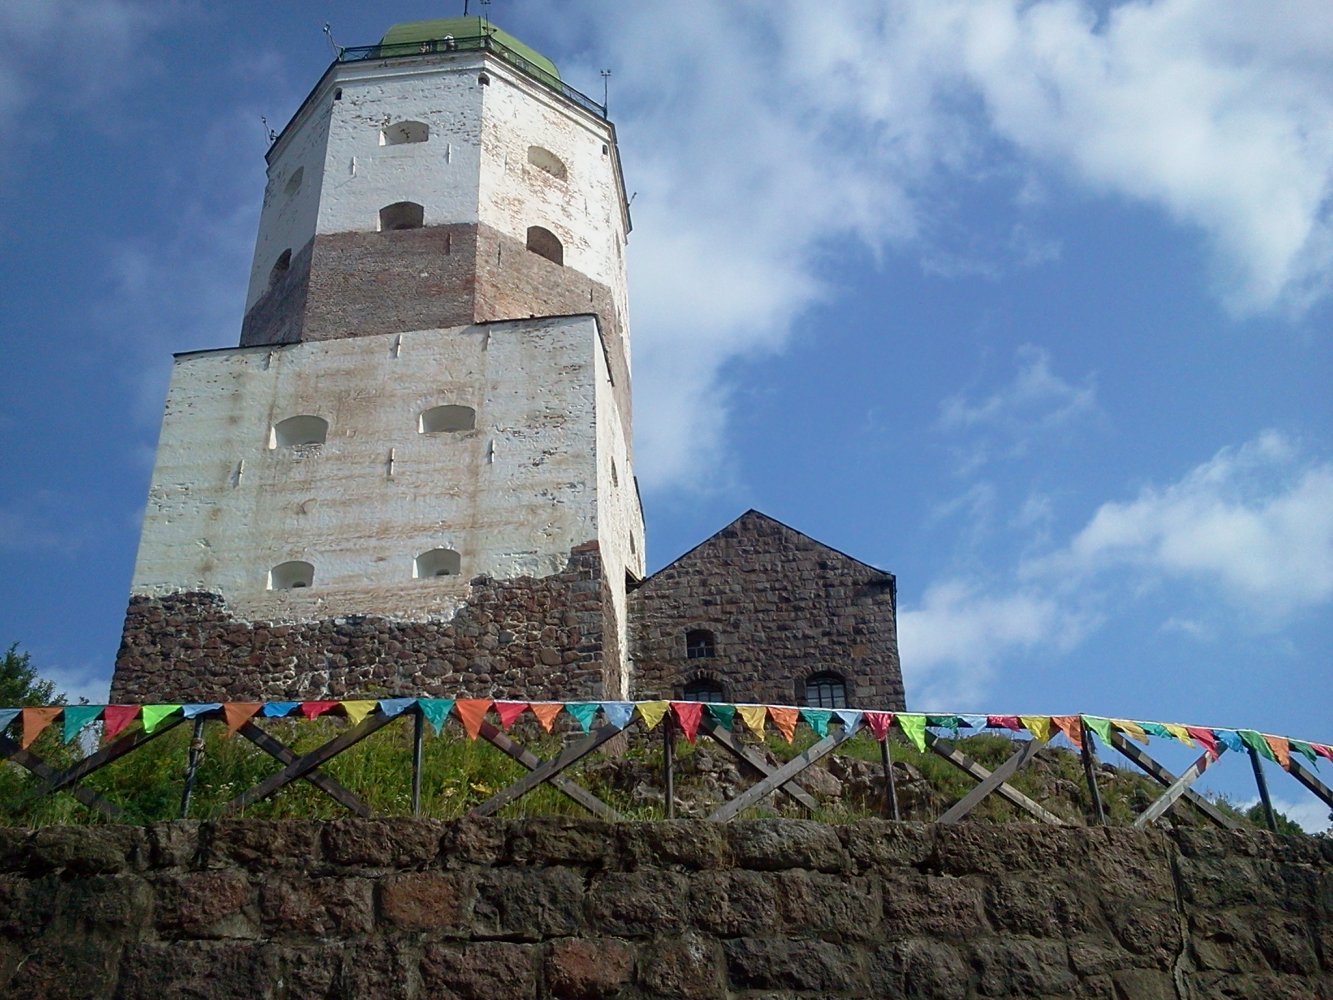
415,548 -> 461,579
268,561 -> 314,591
283,167 -> 303,196
686,629 -> 716,660
419,405 -> 475,434
270,415 -> 328,448
268,248 -> 292,290
381,120 -> 429,145
379,201 -> 424,231
805,672 -> 848,709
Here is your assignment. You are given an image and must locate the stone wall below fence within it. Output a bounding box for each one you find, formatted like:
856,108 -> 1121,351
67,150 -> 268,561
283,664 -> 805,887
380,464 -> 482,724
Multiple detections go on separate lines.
112,544 -> 616,704
0,818 -> 1328,999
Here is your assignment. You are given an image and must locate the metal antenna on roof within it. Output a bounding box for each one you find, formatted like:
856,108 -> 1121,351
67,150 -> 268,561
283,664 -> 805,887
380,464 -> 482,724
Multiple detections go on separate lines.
260,116 -> 277,144
600,70 -> 612,112
321,23 -> 340,58
480,0 -> 492,32
463,1 -> 469,14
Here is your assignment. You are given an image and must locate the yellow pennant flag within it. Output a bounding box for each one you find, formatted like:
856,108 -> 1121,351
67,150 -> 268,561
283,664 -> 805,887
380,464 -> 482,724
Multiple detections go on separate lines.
636,701 -> 669,731
1113,719 -> 1149,745
735,705 -> 768,737
1020,716 -> 1053,743
342,701 -> 377,726
1163,724 -> 1194,747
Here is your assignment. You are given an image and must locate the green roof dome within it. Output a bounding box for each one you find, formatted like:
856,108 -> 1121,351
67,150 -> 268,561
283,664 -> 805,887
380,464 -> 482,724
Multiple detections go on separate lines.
380,17 -> 560,80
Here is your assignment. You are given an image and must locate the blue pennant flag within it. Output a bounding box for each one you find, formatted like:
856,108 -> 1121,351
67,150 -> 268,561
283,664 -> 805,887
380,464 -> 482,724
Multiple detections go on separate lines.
600,702 -> 635,730
833,709 -> 863,734
378,698 -> 417,719
1214,730 -> 1245,752
0,708 -> 20,734
182,703 -> 221,719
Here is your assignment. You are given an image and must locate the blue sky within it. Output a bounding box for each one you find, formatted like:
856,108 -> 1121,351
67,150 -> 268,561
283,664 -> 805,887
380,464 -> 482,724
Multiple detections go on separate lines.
1,2 -> 1330,826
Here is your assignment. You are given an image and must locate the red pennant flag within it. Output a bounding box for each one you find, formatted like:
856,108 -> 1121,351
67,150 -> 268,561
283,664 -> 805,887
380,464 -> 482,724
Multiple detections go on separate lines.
864,711 -> 894,741
1264,735 -> 1291,770
20,707 -> 60,749
530,703 -> 563,733
671,702 -> 704,744
223,703 -> 262,736
453,699 -> 491,740
1186,726 -> 1221,761
1315,744 -> 1333,763
495,702 -> 529,731
299,701 -> 338,720
988,715 -> 1022,731
103,705 -> 140,741
1052,715 -> 1083,748
768,706 -> 799,744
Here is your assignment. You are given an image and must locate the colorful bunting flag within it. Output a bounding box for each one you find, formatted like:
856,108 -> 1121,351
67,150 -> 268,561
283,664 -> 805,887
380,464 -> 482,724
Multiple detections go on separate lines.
863,711 -> 893,742
1215,730 -> 1244,753
1051,715 -> 1083,748
62,705 -> 102,744
418,699 -> 454,735
1263,735 -> 1291,770
1113,720 -> 1149,745
0,708 -> 19,735
377,698 -> 416,719
1314,744 -> 1333,763
636,701 -> 669,731
1140,722 -> 1171,740
531,703 -> 564,732
565,702 -> 599,733
926,715 -> 962,736
1083,716 -> 1113,746
834,709 -> 863,734
1162,724 -> 1194,747
1020,716 -> 1053,743
958,714 -> 987,730
141,705 -> 181,735
453,700 -> 491,739
735,705 -> 768,737
601,702 -> 635,731
1290,740 -> 1319,766
103,705 -> 140,741
768,706 -> 798,744
671,702 -> 703,743
262,702 -> 298,718
896,713 -> 927,752
800,708 -> 831,738
342,700 -> 377,726
988,715 -> 1022,732
182,703 -> 221,719
222,703 -> 261,734
1238,729 -> 1275,762
1186,726 -> 1221,760
495,702 -> 529,731
21,707 -> 60,748
704,703 -> 735,731
299,701 -> 338,720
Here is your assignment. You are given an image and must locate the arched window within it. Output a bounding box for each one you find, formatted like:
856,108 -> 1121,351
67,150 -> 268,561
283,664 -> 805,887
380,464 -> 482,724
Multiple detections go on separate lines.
527,145 -> 567,180
418,405 -> 475,434
268,561 -> 314,591
685,629 -> 715,660
379,201 -> 424,231
526,225 -> 563,266
268,249 -> 292,290
414,548 -> 462,579
381,120 -> 429,146
683,678 -> 724,703
269,415 -> 328,448
283,167 -> 303,196
805,672 -> 848,709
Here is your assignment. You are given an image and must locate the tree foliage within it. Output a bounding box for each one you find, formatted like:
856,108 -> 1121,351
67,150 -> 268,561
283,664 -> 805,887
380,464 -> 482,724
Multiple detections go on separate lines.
0,643 -> 64,707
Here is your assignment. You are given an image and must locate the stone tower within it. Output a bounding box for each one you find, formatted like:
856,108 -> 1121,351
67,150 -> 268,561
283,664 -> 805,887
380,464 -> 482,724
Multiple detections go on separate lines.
113,18 -> 644,704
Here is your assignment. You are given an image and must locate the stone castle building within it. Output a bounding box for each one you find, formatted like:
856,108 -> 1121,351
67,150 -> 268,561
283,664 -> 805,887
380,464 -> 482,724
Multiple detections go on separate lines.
111,18 -> 904,713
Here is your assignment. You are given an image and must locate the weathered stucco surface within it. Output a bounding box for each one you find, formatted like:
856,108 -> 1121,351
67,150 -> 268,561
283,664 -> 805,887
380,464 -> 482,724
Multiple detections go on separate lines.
1,819 -> 1328,998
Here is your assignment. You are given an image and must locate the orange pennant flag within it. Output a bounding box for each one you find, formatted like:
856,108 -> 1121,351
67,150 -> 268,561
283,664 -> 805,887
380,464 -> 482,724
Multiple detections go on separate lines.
222,703 -> 262,735
1051,715 -> 1083,748
21,707 -> 60,749
768,706 -> 799,744
530,703 -> 563,733
453,699 -> 491,740
1264,735 -> 1291,770
495,702 -> 529,731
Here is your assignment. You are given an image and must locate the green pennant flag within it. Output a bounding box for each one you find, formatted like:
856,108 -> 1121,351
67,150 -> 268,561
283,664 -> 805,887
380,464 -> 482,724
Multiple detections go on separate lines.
800,708 -> 831,738
1237,729 -> 1276,762
1082,716 -> 1113,746
566,703 -> 599,733
896,713 -> 927,753
142,705 -> 181,735
704,703 -> 735,731
926,714 -> 962,736
1140,722 -> 1171,740
418,699 -> 454,736
1290,740 -> 1319,766
62,705 -> 103,744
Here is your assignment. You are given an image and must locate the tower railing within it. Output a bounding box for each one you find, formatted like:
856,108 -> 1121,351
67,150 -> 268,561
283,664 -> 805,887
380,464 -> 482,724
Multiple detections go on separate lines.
338,33 -> 608,119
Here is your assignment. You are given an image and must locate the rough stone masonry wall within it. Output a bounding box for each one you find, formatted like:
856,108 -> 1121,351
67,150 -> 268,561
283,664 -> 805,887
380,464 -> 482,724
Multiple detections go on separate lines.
632,514 -> 906,709
0,818 -> 1328,999
112,544 -> 619,704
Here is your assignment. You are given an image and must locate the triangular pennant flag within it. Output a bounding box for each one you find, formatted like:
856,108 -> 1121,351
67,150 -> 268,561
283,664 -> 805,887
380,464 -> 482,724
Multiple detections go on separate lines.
342,700 -> 377,726
103,705 -> 140,741
864,710 -> 893,741
896,713 -> 927,752
735,704 -> 768,736
834,709 -> 863,734
1113,719 -> 1149,745
1051,715 -> 1083,748
182,703 -> 221,720
1313,744 -> 1333,763
141,705 -> 181,735
704,703 -> 735,731
495,702 -> 529,731
768,706 -> 799,744
958,714 -> 987,730
262,702 -> 298,718
453,699 -> 491,740
62,705 -> 102,744
223,703 -> 261,734
800,708 -> 831,738
378,698 -> 416,719
601,702 -> 635,731
1215,730 -> 1244,753
636,701 -> 669,731
531,703 -> 564,732
926,714 -> 961,736
1162,724 -> 1194,747
1263,735 -> 1291,770
1238,729 -> 1275,762
21,707 -> 60,748
988,715 -> 1022,732
1290,740 -> 1319,766
1186,726 -> 1221,760
0,708 -> 19,735
1019,716 -> 1053,742
1083,716 -> 1113,746
299,701 -> 338,720
418,699 -> 453,735
1140,722 -> 1171,740
671,702 -> 704,743
566,702 -> 599,733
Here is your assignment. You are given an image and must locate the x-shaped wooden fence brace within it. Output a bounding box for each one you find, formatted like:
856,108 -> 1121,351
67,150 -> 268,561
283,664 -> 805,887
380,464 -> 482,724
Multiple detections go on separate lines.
1107,732 -> 1239,829
471,719 -> 634,818
926,733 -> 1067,826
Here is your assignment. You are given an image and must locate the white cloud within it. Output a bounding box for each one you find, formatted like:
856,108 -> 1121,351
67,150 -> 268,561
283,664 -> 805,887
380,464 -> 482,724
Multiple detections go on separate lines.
1029,432 -> 1333,621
